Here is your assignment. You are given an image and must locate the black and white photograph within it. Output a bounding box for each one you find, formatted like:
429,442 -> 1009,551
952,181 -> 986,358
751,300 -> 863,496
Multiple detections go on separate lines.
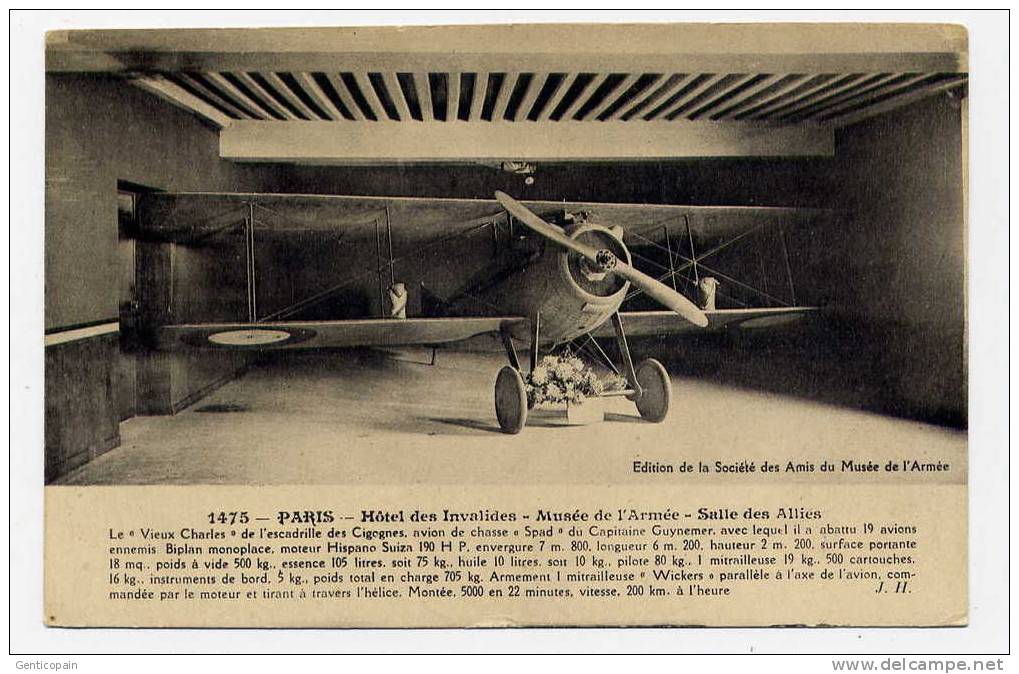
43,22 -> 967,487
10,9 -> 1010,661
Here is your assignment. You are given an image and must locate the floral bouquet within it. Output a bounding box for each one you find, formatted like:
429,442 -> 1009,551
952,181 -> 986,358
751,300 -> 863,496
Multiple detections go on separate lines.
524,351 -> 625,408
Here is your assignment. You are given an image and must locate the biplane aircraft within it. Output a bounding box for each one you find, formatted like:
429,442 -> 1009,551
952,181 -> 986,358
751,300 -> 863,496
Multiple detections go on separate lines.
149,191 -> 819,434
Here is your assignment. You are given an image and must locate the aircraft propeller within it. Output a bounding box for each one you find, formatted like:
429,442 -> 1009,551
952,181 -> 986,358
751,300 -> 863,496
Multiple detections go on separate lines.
494,191 -> 709,328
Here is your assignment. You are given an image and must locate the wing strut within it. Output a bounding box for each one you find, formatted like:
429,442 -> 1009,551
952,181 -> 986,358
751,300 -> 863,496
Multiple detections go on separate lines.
610,312 -> 642,398
500,324 -> 521,371
245,202 -> 257,321
529,313 -> 541,372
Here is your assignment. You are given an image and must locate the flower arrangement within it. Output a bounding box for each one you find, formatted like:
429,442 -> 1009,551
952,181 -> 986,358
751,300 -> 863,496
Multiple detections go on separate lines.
524,351 -> 626,407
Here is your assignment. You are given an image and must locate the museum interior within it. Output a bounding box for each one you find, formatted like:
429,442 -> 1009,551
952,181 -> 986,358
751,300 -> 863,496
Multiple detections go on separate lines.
44,24 -> 967,484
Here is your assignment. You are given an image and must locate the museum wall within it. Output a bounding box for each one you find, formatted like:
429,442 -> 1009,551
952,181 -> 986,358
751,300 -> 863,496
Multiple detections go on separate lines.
824,93 -> 966,425
268,157 -> 835,208
642,94 -> 966,427
44,74 -> 273,480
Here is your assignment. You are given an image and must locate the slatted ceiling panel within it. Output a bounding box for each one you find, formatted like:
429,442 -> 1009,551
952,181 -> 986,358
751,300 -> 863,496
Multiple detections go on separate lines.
817,73 -> 944,120
280,72 -> 330,119
795,73 -> 926,122
822,74 -> 967,127
709,74 -> 806,120
305,72 -> 344,120
778,73 -> 913,123
134,69 -> 966,128
583,74 -> 627,120
203,72 -> 256,117
363,73 -> 395,120
232,72 -> 289,119
596,73 -> 660,120
248,72 -> 304,119
755,73 -> 869,121
133,74 -> 236,127
548,73 -> 598,121
414,72 -> 432,120
533,73 -> 571,121
777,73 -> 898,122
316,73 -> 356,120
338,73 -> 376,120
642,74 -> 713,120
688,74 -> 773,120
498,73 -> 524,121
491,71 -> 517,121
392,74 -> 419,121
820,73 -> 967,123
509,72 -> 541,122
570,73 -> 624,120
460,73 -> 480,121
619,74 -> 686,120
238,72 -> 290,118
425,73 -> 447,121
733,74 -> 839,120
668,73 -> 755,120
448,73 -> 466,120
376,72 -> 407,122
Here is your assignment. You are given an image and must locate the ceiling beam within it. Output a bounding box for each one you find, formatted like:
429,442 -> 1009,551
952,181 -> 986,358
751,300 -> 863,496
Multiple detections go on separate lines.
381,71 -> 414,122
581,73 -> 639,121
323,73 -> 364,121
825,75 -> 967,127
710,74 -> 810,120
619,74 -> 690,120
232,71 -> 296,119
534,74 -> 573,122
513,72 -> 547,122
556,73 -> 609,121
263,71 -> 319,120
46,24 -> 967,74
296,72 -> 341,120
220,120 -> 834,163
131,75 -> 232,127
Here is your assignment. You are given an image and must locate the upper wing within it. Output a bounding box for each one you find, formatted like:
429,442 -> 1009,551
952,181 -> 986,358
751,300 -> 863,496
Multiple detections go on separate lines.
591,307 -> 820,339
140,191 -> 829,243
155,317 -> 527,351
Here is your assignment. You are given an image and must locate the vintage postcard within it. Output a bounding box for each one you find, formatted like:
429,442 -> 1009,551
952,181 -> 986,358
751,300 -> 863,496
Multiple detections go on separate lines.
41,20 -> 969,629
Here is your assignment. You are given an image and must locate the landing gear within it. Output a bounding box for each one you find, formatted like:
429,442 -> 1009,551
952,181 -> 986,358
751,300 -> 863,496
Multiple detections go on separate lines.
632,358 -> 671,422
494,366 -> 527,434
612,312 -> 672,423
495,317 -> 538,433
493,312 -> 672,432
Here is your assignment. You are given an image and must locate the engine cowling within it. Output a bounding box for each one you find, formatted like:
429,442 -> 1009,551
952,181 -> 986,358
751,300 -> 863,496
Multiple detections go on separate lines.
492,223 -> 631,344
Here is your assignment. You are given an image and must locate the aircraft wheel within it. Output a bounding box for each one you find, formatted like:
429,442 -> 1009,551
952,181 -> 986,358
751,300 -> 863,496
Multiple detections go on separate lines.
495,366 -> 528,434
633,358 -> 671,423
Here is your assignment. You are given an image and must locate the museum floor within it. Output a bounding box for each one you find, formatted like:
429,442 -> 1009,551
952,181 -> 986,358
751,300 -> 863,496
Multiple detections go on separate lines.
55,349 -> 967,486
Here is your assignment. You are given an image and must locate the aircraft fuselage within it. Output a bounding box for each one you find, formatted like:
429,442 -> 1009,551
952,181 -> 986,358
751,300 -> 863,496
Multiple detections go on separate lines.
470,222 -> 632,345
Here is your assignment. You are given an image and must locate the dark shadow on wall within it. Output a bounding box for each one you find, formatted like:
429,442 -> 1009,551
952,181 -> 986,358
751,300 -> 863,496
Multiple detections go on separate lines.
265,157 -> 839,209
622,316 -> 966,430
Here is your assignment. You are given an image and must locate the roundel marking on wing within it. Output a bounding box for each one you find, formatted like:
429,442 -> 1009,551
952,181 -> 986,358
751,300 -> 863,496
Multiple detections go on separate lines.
205,328 -> 297,346
178,325 -> 318,349
208,328 -> 294,345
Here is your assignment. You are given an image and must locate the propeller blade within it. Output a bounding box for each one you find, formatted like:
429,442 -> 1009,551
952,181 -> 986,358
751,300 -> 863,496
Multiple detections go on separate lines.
613,261 -> 710,328
494,190 -> 708,328
494,190 -> 602,262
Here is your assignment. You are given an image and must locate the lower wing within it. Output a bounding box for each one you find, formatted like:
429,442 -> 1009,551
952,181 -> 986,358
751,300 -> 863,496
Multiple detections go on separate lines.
155,317 -> 528,350
591,307 -> 820,339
